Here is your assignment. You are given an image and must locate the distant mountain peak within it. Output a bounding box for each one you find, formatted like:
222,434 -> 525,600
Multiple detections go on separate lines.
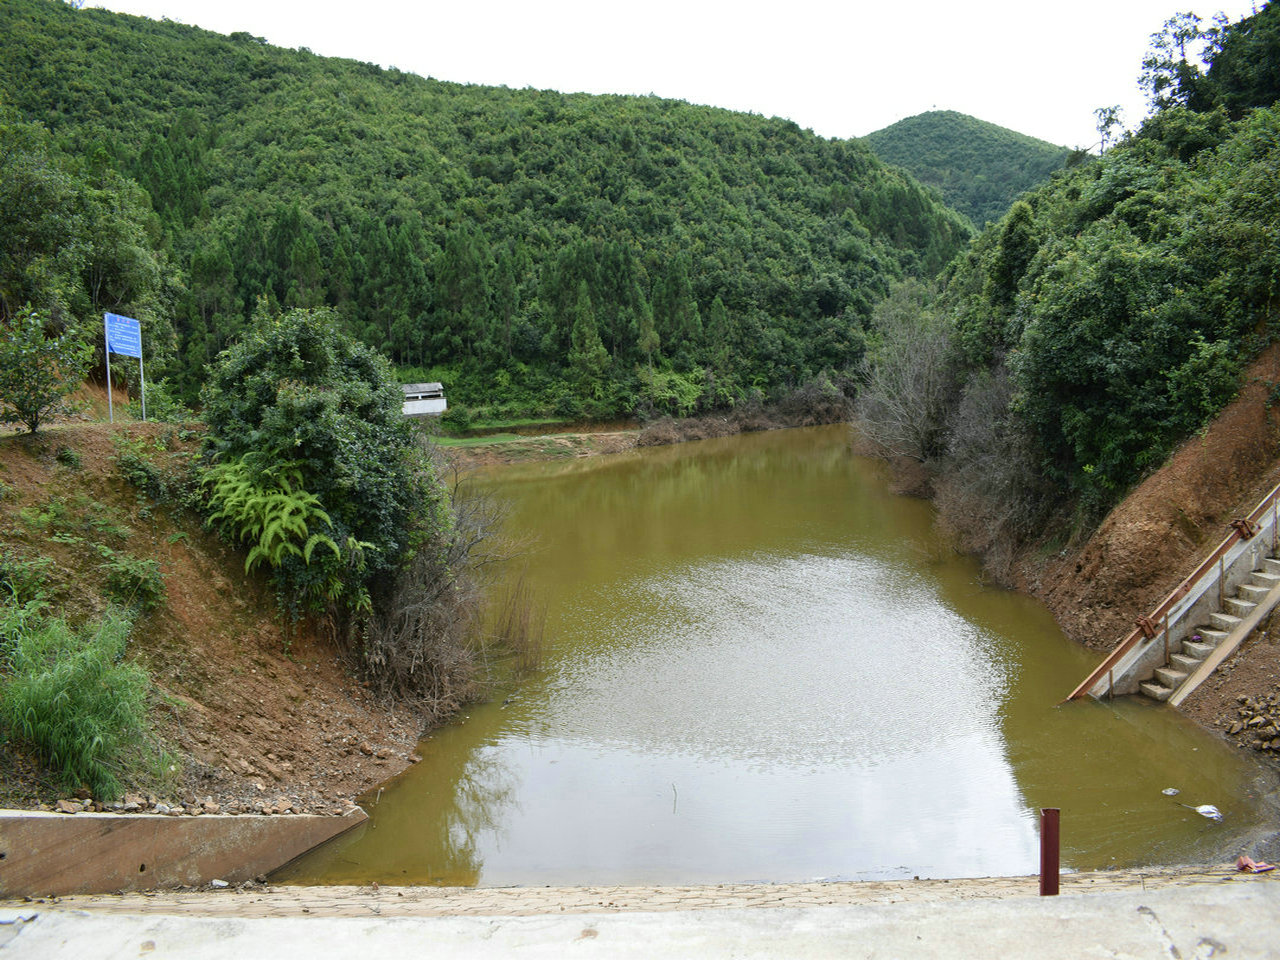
862,111 -> 1071,227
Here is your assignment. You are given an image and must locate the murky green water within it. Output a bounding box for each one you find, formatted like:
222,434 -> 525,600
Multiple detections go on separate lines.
279,425 -> 1277,886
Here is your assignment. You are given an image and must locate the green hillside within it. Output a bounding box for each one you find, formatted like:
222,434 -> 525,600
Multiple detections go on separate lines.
856,2 -> 1280,561
862,111 -> 1072,227
0,0 -> 972,419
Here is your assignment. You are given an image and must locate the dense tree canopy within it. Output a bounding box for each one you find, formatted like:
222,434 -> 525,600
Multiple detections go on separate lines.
859,2 -> 1280,536
0,0 -> 972,418
861,111 -> 1073,228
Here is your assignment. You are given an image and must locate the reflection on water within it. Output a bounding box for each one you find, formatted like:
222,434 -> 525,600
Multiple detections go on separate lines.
279,425 -> 1278,886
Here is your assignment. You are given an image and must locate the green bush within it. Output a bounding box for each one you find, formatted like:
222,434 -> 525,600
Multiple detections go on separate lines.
96,546 -> 165,613
200,308 -> 448,620
0,307 -> 93,434
0,606 -> 152,800
55,446 -> 81,470
126,378 -> 194,424
0,550 -> 53,604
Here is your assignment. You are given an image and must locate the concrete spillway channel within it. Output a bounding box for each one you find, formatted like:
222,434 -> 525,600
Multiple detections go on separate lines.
0,808 -> 366,897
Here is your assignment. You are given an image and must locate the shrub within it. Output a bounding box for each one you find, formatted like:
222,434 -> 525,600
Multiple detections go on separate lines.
113,435 -> 203,510
0,549 -> 53,604
0,307 -> 93,434
201,308 -> 461,632
96,546 -> 165,613
0,606 -> 152,800
855,281 -> 956,462
126,378 -> 194,424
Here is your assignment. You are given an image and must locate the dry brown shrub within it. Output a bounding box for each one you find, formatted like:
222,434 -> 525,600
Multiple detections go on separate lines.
637,417 -> 681,447
353,445 -> 499,721
932,366 -> 1047,585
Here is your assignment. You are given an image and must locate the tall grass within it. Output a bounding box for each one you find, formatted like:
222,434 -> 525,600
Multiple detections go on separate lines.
490,573 -> 545,676
0,604 -> 152,800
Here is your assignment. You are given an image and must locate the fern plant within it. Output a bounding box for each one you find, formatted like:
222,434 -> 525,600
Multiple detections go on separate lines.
202,457 -> 341,574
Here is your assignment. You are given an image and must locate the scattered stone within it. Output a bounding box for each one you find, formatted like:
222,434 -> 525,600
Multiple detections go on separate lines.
154,803 -> 171,815
54,799 -> 80,814
202,801 -> 221,815
359,742 -> 374,756
209,879 -> 229,889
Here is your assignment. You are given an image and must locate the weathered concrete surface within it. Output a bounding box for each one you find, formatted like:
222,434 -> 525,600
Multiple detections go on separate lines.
4,864 -> 1256,916
1,875 -> 1277,959
0,809 -> 366,897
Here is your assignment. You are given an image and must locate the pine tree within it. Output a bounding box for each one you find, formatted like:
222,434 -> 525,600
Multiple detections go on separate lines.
569,280 -> 609,394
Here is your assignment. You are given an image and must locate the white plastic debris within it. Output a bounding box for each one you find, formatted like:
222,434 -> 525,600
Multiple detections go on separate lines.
1162,787 -> 1180,796
1181,803 -> 1223,821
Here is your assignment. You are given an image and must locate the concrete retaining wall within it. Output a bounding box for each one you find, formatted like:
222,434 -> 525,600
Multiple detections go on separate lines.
0,808 -> 366,897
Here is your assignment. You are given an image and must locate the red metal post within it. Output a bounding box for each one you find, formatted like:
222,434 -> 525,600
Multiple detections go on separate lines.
1040,808 -> 1060,896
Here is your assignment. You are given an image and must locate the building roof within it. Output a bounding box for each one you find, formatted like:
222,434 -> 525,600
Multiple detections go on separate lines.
401,382 -> 444,396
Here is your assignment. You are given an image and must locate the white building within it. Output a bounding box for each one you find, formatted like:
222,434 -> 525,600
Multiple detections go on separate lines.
401,382 -> 447,417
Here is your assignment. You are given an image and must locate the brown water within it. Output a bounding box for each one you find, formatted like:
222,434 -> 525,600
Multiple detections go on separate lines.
279,425 -> 1278,886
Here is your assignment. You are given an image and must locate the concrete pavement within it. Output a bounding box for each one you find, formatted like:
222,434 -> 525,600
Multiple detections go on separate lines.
2,868 -> 1277,958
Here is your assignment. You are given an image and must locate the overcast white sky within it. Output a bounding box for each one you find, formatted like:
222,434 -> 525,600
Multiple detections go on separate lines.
91,1 -> 1265,149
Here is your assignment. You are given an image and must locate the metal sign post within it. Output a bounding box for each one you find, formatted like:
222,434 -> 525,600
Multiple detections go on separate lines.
104,313 -> 145,422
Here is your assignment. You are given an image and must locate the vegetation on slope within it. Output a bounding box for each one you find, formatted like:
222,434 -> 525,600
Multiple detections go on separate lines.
0,0 -> 972,419
861,111 -> 1073,228
0,308 -> 498,800
857,2 -> 1280,576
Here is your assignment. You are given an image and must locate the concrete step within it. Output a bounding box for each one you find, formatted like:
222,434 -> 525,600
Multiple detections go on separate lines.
1209,611 -> 1243,632
1223,596 -> 1257,618
1169,652 -> 1203,672
1265,557 -> 1280,576
1154,665 -> 1189,688
1141,681 -> 1173,701
1250,570 -> 1280,589
1183,640 -> 1218,658
1238,583 -> 1272,603
1189,628 -> 1229,647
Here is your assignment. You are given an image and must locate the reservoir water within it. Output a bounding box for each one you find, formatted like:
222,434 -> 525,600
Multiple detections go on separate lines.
280,425 -> 1277,885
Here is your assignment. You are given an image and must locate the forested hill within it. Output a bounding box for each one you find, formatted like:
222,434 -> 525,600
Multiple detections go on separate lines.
0,0 -> 972,418
856,1 -> 1280,568
862,111 -> 1072,228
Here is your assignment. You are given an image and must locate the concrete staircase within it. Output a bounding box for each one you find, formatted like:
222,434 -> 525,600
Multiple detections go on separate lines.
1139,557 -> 1280,702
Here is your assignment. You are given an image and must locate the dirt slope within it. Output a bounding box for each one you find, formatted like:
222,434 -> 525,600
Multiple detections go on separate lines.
0,422 -> 422,814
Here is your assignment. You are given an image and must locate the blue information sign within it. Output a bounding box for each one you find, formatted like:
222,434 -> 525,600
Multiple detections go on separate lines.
105,313 -> 142,358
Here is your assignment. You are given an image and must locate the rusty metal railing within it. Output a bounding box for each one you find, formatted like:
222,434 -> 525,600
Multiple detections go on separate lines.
1063,479 -> 1280,702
